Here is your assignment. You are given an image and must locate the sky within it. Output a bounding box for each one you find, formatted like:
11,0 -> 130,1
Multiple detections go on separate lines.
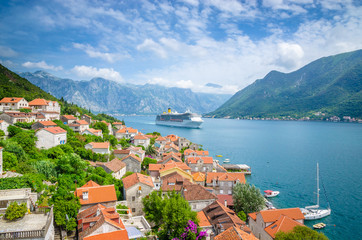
0,0 -> 361,94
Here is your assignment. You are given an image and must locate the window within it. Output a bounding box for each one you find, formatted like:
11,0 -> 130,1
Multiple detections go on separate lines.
228,190 -> 232,194
132,196 -> 136,201
220,190 -> 223,194
132,208 -> 136,213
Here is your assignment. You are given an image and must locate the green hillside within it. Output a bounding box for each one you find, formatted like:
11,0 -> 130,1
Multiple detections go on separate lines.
208,50 -> 362,119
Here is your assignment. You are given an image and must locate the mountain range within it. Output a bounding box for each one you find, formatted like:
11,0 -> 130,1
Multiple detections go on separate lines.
208,49 -> 362,119
20,71 -> 231,115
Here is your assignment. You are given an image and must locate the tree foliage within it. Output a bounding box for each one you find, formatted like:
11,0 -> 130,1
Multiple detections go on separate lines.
232,183 -> 265,215
275,226 -> 329,240
141,157 -> 157,170
5,201 -> 27,221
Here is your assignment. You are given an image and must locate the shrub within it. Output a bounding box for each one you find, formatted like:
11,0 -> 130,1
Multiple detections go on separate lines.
5,201 -> 27,221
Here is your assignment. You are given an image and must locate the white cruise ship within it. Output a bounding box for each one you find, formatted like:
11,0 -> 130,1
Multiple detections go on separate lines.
155,108 -> 203,128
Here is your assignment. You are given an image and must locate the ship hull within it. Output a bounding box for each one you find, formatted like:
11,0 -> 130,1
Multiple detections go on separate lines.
155,119 -> 203,128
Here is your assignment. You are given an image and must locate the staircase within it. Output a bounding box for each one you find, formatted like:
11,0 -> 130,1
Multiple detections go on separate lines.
54,226 -> 61,240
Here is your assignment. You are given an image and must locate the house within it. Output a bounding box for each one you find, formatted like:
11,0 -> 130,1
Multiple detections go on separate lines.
177,137 -> 191,149
158,152 -> 182,164
197,211 -> 214,240
202,200 -> 250,236
114,149 -> 131,160
82,128 -> 103,137
182,184 -> 217,212
0,97 -> 28,111
163,142 -> 179,153
128,146 -> 145,161
74,180 -> 117,211
165,134 -> 179,144
189,143 -> 200,150
85,142 -> 110,155
159,163 -> 193,180
149,161 -> 191,178
94,158 -> 126,179
217,194 -> 234,210
184,149 -> 209,160
69,120 -> 89,133
115,127 -> 138,139
0,120 -> 10,135
186,156 -> 214,172
77,203 -> 129,240
161,172 -> 192,193
192,172 -> 206,185
121,154 -> 142,173
29,99 -> 60,113
214,226 -> 258,240
112,122 -> 124,130
60,114 -> 77,124
133,134 -> 150,148
38,111 -> 60,121
0,111 -> 36,124
31,120 -> 57,130
206,172 -> 246,195
81,114 -> 92,124
122,173 -> 154,216
0,188 -> 37,213
35,127 -> 67,149
248,208 -> 305,240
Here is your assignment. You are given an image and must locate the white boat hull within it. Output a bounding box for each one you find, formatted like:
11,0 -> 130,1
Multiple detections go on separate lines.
300,208 -> 331,220
155,119 -> 203,128
264,191 -> 280,197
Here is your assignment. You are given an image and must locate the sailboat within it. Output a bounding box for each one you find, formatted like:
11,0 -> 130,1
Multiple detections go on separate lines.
300,163 -> 331,220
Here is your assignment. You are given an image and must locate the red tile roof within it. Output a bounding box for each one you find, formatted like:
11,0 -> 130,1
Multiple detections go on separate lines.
259,208 -> 305,223
217,194 -> 234,206
206,172 -> 246,184
116,127 -> 138,133
39,121 -> 57,126
182,184 -> 216,201
86,128 -> 102,135
159,162 -> 191,172
76,120 -> 89,125
187,156 -> 213,164
248,212 -> 257,221
75,181 -> 117,205
87,142 -> 110,149
84,230 -> 129,240
134,134 -> 148,140
197,211 -> 211,227
101,158 -> 126,172
122,173 -> 154,189
62,114 -> 77,120
112,122 -> 123,125
0,97 -> 24,103
113,149 -> 130,154
43,127 -> 67,134
121,154 -> 142,163
214,226 -> 258,240
264,215 -> 303,238
192,172 -> 205,182
155,136 -> 166,141
29,98 -> 49,106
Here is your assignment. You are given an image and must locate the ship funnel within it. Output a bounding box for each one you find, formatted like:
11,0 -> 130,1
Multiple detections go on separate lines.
168,108 -> 171,113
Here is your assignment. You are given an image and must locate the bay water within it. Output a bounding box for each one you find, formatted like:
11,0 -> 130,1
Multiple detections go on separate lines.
120,116 -> 362,240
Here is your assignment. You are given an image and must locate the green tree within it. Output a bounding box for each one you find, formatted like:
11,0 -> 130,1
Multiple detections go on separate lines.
0,129 -> 5,137
232,183 -> 265,215
92,122 -> 109,135
34,160 -> 57,179
119,138 -> 130,148
145,144 -> 157,156
275,226 -> 329,240
143,191 -> 164,229
237,210 -> 247,222
5,201 -> 27,220
141,157 -> 157,170
8,125 -> 23,137
10,131 -> 37,153
3,151 -> 18,170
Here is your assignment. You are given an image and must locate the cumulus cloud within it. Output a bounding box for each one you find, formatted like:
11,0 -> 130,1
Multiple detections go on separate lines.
277,42 -> 304,68
22,61 -> 63,71
0,46 -> 18,57
71,65 -> 123,83
73,43 -> 124,63
137,39 -> 168,58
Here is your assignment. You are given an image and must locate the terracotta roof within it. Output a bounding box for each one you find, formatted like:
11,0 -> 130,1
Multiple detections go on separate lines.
214,226 -> 258,240
75,181 -> 117,205
81,180 -> 100,188
87,142 -> 110,149
43,127 -> 67,134
112,122 -> 123,125
187,156 -> 213,164
122,173 -> 154,189
62,114 -> 77,120
217,194 -> 234,206
155,136 -> 166,141
184,149 -> 195,155
38,121 -> 57,126
0,97 -> 24,103
182,184 -> 216,201
248,212 -> 257,221
206,172 -> 246,184
84,230 -> 129,240
29,98 -> 49,106
102,158 -> 126,172
258,208 -> 305,223
134,134 -> 148,140
162,152 -> 182,162
121,154 -> 142,163
76,120 -> 89,125
264,215 -> 303,238
86,128 -> 102,135
192,172 -> 205,182
166,134 -> 179,142
196,150 -> 209,156
197,211 -> 212,227
114,149 -> 130,154
161,172 -> 192,192
159,162 -> 191,172
116,127 -> 138,133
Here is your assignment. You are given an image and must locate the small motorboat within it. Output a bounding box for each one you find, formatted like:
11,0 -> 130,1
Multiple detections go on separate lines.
223,158 -> 230,163
313,223 -> 326,229
264,190 -> 280,197
216,155 -> 223,157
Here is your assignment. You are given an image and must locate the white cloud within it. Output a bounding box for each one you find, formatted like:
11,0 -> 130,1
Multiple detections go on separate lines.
71,65 -> 123,83
277,42 -> 304,68
22,61 -> 63,71
0,46 -> 18,57
73,43 -> 124,63
137,39 -> 168,58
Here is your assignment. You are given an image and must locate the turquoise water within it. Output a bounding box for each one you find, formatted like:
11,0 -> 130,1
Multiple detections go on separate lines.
121,116 -> 362,240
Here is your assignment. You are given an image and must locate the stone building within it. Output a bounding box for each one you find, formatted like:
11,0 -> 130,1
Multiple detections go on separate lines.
121,154 -> 142,173
31,120 -> 57,130
186,156 -> 214,172
0,188 -> 37,212
206,172 -> 246,195
182,184 -> 217,212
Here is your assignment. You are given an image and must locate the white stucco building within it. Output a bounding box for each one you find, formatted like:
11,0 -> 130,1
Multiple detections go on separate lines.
35,127 -> 67,149
85,142 -> 110,155
0,97 -> 29,112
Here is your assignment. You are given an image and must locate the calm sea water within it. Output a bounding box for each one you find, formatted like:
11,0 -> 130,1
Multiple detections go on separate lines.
120,116 -> 362,240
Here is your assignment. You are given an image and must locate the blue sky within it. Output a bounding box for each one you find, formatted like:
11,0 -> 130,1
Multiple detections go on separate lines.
0,0 -> 361,94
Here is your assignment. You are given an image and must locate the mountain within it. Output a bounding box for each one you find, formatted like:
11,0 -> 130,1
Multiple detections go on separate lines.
20,71 -> 231,115
207,50 -> 362,119
0,64 -> 57,101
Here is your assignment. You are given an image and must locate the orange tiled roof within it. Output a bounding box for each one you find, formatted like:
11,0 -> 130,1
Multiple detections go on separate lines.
187,156 -> 213,164
62,114 -> 77,120
192,172 -> 205,182
81,180 -> 100,188
217,194 -> 234,206
39,121 -> 57,126
184,149 -> 195,155
248,212 -> 257,221
182,184 -> 216,201
122,173 -> 154,189
264,215 -> 303,238
88,142 -> 110,149
76,120 -> 89,125
103,158 -> 126,172
159,162 -> 191,172
86,128 -> 102,134
134,134 -> 148,140
206,172 -> 246,184
75,181 -> 117,205
29,98 -> 49,106
113,149 -> 130,154
116,127 -> 138,133
84,230 -> 129,240
43,127 -> 67,134
214,226 -> 258,240
121,154 -> 142,163
155,136 -> 166,141
0,97 -> 24,103
197,211 -> 211,227
101,120 -> 110,126
196,150 -> 209,156
112,122 -> 123,125
259,208 -> 305,223
166,134 -> 179,142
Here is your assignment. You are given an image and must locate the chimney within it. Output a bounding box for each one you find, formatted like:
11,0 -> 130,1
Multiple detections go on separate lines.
224,199 -> 227,207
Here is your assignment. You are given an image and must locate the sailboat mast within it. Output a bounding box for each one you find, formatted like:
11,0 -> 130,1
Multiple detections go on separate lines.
317,163 -> 320,207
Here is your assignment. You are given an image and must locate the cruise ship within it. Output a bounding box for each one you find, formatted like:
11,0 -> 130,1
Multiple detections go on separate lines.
155,108 -> 203,128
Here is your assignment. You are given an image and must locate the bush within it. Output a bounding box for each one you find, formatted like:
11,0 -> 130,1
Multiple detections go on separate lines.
5,201 -> 27,221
